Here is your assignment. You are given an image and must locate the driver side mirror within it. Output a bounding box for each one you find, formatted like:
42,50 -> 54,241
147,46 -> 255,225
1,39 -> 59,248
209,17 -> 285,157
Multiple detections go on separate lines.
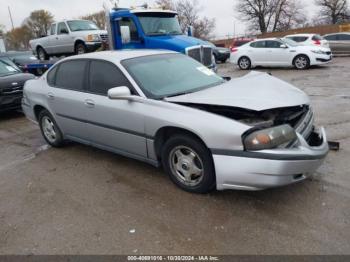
108,86 -> 132,100
280,44 -> 288,48
120,26 -> 131,44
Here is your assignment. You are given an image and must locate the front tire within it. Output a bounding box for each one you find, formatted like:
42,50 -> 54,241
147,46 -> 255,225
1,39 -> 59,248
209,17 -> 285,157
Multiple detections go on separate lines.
293,55 -> 310,70
238,56 -> 251,70
38,110 -> 64,147
75,42 -> 87,55
161,135 -> 216,194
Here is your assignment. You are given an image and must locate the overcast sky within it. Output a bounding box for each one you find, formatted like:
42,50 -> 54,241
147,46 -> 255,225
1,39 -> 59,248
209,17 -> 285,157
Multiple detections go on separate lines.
0,0 -> 318,38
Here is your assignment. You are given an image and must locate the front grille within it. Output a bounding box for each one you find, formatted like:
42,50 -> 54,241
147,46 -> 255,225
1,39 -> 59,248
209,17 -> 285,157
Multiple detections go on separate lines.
186,46 -> 213,66
100,34 -> 109,42
187,48 -> 201,62
1,85 -> 23,95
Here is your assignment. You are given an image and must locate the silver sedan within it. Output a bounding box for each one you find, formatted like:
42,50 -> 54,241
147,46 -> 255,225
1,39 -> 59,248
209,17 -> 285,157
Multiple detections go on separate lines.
22,50 -> 329,193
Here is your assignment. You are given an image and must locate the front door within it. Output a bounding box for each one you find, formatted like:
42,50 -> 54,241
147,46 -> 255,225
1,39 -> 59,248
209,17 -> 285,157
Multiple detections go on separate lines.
265,40 -> 291,65
83,60 -> 147,158
116,17 -> 144,49
55,22 -> 72,54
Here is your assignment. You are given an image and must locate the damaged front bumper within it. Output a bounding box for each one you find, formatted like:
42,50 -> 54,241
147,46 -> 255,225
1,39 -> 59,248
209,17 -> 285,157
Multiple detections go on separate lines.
213,127 -> 329,191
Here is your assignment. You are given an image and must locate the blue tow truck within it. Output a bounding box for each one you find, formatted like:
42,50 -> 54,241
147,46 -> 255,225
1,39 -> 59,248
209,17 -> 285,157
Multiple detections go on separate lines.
105,7 -> 216,70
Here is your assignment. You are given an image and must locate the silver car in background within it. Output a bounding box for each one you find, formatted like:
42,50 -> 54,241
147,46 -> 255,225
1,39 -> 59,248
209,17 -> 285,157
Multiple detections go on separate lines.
323,33 -> 350,55
22,50 -> 329,193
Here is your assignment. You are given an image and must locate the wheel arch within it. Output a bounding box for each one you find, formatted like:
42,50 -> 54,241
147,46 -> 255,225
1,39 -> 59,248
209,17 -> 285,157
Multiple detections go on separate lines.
293,53 -> 310,63
153,126 -> 209,161
33,104 -> 50,121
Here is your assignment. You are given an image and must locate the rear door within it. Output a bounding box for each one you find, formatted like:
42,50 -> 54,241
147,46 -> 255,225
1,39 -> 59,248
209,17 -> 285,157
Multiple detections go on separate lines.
249,41 -> 268,64
46,60 -> 90,141
82,60 -> 147,157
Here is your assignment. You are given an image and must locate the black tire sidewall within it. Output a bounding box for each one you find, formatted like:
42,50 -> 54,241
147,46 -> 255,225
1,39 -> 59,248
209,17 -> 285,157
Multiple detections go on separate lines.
38,110 -> 64,147
75,43 -> 87,54
161,135 -> 216,194
37,47 -> 48,61
238,56 -> 251,70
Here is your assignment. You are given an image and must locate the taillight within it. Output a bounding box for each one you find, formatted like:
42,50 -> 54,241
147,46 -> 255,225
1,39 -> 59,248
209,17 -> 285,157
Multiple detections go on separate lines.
314,40 -> 321,45
231,47 -> 238,53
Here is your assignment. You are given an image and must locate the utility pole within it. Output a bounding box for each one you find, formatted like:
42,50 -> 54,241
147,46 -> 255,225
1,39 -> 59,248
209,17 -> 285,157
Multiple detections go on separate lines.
8,6 -> 14,30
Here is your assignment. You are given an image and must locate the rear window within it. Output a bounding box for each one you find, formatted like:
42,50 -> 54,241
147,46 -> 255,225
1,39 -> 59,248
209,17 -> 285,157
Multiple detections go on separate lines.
250,41 -> 266,48
288,36 -> 308,42
312,35 -> 323,41
233,40 -> 250,47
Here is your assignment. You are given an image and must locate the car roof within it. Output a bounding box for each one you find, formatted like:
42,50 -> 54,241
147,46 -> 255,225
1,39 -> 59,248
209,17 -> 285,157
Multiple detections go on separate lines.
61,50 -> 177,64
253,38 -> 282,41
285,34 -> 316,37
324,32 -> 350,36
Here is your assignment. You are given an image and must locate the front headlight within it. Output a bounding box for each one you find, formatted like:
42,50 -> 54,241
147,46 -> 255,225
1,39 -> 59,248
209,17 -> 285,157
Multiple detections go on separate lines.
86,34 -> 100,42
311,50 -> 326,54
243,125 -> 297,151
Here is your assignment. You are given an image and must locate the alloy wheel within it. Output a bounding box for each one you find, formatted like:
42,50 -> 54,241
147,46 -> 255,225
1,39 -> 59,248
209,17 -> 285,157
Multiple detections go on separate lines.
169,146 -> 204,187
41,116 -> 57,143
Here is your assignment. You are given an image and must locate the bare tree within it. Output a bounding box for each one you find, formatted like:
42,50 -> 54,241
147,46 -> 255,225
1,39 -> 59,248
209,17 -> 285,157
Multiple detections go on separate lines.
81,10 -> 106,29
5,25 -> 33,50
315,0 -> 349,24
236,0 -> 306,33
24,10 -> 54,37
156,0 -> 216,39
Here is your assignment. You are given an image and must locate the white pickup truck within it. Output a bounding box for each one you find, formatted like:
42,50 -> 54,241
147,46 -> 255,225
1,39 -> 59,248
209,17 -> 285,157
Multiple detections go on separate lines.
29,20 -> 108,60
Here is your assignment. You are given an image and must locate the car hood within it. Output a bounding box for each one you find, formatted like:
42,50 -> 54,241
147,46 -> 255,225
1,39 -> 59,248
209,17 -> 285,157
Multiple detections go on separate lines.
145,34 -> 211,52
166,71 -> 310,111
0,73 -> 35,91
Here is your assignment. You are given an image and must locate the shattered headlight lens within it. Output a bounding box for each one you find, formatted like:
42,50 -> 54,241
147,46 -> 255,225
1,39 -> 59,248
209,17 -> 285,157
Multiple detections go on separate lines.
243,124 -> 297,151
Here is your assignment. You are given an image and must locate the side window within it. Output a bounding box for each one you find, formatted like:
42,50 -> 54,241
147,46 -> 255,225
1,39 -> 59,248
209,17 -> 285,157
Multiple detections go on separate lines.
250,41 -> 266,48
312,35 -> 323,41
324,35 -> 336,41
47,66 -> 58,86
89,60 -> 132,95
55,60 -> 87,91
289,37 -> 308,42
266,41 -> 283,48
338,34 -> 350,40
57,22 -> 69,35
119,18 -> 139,42
50,24 -> 56,35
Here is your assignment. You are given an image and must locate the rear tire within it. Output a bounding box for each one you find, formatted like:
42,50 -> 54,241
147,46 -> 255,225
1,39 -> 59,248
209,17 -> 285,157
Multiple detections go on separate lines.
38,110 -> 64,147
37,47 -> 49,61
238,56 -> 251,70
161,134 -> 216,194
293,55 -> 310,70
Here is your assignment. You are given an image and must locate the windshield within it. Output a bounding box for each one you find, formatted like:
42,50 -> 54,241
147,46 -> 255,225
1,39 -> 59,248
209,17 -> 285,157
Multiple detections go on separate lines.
0,58 -> 21,77
281,38 -> 299,47
67,20 -> 99,31
122,53 -> 224,99
137,13 -> 182,36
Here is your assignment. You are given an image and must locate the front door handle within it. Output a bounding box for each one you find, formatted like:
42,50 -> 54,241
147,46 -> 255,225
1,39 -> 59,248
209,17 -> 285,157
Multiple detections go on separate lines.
84,99 -> 95,108
47,92 -> 55,100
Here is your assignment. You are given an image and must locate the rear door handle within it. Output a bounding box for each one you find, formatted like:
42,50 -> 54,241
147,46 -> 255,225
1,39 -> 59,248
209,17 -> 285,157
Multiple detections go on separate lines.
84,99 -> 95,108
47,92 -> 55,100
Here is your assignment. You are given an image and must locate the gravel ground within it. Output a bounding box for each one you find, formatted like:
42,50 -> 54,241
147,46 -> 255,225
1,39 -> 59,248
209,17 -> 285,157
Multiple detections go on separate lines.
0,58 -> 349,255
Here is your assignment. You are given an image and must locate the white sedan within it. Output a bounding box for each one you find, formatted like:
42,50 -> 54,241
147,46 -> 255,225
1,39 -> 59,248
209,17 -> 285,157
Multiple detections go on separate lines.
230,38 -> 332,70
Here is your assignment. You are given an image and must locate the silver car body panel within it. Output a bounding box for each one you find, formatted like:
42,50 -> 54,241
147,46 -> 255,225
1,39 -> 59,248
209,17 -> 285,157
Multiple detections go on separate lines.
22,50 -> 329,191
